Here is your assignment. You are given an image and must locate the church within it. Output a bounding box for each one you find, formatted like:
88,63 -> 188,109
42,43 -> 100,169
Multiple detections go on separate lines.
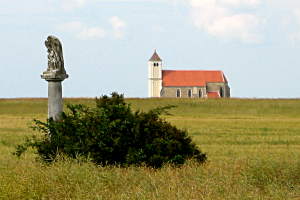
148,50 -> 230,98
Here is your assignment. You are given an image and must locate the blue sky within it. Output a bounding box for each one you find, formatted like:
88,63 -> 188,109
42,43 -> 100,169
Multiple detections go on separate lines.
1,0 -> 300,98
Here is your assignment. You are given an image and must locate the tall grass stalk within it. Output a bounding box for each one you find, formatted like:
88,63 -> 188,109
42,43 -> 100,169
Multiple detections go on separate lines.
0,98 -> 300,199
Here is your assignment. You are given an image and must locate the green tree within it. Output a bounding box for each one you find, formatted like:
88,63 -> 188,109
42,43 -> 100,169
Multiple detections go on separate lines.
15,93 -> 206,168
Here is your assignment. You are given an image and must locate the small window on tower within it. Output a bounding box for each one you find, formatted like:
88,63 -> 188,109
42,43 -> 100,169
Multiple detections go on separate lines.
188,89 -> 192,98
176,89 -> 181,98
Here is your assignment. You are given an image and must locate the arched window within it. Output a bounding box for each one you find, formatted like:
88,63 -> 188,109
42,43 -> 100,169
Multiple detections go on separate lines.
160,89 -> 164,97
176,89 -> 181,98
199,89 -> 202,98
220,87 -> 224,97
188,89 -> 192,98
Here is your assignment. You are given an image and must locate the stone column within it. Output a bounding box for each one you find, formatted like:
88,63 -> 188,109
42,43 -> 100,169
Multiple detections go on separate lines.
47,81 -> 63,120
41,36 -> 68,121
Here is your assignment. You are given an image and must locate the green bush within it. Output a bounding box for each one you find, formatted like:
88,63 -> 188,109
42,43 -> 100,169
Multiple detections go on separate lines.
15,93 -> 206,168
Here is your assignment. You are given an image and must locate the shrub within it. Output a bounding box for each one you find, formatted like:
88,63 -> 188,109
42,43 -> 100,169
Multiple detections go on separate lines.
15,93 -> 206,168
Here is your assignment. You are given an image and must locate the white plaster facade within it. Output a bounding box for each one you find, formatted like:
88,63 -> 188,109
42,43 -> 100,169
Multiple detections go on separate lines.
148,51 -> 162,97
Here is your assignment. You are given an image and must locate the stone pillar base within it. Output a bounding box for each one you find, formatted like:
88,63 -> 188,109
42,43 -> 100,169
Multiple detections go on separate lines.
48,81 -> 63,121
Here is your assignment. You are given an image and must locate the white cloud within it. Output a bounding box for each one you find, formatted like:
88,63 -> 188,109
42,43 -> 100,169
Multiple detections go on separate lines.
266,0 -> 300,9
189,0 -> 263,43
207,14 -> 261,42
292,9 -> 300,27
59,18 -> 127,40
265,0 -> 300,41
61,0 -> 87,11
53,0 -> 300,43
220,0 -> 260,7
110,16 -> 126,29
266,1 -> 300,43
109,16 -> 126,39
78,27 -> 106,40
288,9 -> 300,42
62,21 -> 84,30
59,21 -> 106,40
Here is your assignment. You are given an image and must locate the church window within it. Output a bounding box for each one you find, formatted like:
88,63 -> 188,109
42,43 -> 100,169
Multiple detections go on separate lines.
220,87 -> 224,97
160,89 -> 164,97
199,89 -> 202,98
176,89 -> 181,98
188,89 -> 192,98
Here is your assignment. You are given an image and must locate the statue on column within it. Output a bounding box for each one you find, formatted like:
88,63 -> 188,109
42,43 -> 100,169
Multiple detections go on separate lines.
41,35 -> 69,121
41,36 -> 68,81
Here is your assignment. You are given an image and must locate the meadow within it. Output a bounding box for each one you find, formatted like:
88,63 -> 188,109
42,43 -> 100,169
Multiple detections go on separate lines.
0,98 -> 300,199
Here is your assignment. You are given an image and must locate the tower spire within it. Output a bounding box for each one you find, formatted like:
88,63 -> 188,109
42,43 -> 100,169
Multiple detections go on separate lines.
149,49 -> 162,62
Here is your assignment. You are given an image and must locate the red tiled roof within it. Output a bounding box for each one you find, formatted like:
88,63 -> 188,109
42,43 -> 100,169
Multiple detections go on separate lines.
162,70 -> 226,87
149,50 -> 162,61
207,92 -> 220,98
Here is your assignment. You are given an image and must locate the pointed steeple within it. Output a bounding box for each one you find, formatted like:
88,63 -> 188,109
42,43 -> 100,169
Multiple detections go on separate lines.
149,50 -> 162,62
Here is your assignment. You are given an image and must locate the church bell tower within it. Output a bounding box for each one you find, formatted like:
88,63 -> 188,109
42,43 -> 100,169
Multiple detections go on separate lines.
148,50 -> 162,97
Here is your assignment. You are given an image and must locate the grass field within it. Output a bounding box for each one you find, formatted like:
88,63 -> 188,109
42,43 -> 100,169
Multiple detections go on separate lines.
0,98 -> 300,199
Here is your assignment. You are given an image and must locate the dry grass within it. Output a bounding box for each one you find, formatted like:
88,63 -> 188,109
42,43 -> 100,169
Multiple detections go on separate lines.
0,98 -> 300,199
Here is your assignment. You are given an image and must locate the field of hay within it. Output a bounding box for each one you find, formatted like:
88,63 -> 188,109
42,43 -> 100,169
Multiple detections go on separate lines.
0,98 -> 300,199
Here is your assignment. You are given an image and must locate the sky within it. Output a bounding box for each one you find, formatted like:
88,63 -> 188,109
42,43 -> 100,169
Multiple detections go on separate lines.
1,0 -> 300,98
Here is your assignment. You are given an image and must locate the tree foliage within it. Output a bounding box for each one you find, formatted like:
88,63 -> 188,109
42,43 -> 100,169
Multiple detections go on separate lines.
15,93 -> 206,168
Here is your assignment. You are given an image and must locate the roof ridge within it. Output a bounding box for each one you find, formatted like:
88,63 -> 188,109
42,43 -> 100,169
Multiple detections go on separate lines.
163,70 -> 223,72
162,70 -> 227,87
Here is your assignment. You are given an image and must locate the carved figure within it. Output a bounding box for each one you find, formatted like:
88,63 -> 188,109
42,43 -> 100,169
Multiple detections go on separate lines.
42,35 -> 68,81
45,36 -> 65,73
